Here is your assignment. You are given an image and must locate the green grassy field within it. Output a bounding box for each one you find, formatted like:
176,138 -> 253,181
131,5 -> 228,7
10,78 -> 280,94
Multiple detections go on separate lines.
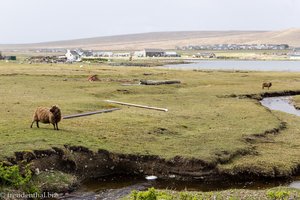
1,60 -> 300,176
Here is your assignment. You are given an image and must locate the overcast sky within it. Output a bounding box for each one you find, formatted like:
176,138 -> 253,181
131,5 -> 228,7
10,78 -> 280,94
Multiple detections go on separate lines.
0,0 -> 300,44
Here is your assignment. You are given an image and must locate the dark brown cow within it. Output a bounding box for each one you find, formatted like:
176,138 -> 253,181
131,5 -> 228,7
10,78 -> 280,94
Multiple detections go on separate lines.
262,82 -> 272,90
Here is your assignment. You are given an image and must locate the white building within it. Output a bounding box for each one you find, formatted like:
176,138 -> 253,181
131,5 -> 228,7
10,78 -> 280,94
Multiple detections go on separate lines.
134,49 -> 166,57
165,51 -> 180,57
289,48 -> 300,60
114,52 -> 131,57
134,50 -> 145,57
92,51 -> 113,57
102,52 -> 114,57
65,49 -> 81,62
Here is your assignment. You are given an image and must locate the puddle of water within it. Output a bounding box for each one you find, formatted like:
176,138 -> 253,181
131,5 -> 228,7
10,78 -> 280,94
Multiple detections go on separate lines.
60,176 -> 148,200
260,96 -> 300,116
289,181 -> 300,189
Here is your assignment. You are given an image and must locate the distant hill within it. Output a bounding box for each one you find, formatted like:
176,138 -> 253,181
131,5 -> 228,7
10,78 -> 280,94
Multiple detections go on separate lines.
1,29 -> 300,50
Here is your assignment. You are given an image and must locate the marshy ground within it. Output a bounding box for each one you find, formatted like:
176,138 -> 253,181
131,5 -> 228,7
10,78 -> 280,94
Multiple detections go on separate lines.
1,60 -> 300,198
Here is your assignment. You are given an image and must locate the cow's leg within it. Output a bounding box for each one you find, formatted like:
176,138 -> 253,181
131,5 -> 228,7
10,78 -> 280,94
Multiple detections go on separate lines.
56,123 -> 59,130
36,121 -> 39,128
30,121 -> 35,128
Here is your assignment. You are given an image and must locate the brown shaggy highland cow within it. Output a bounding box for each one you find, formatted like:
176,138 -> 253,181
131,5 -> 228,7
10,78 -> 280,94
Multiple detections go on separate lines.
30,105 -> 61,130
262,82 -> 272,90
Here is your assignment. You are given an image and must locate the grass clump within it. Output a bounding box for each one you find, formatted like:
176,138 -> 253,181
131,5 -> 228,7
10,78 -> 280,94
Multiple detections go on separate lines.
0,163 -> 32,187
82,57 -> 108,63
127,187 -> 300,200
0,163 -> 40,197
292,95 -> 300,109
30,170 -> 77,193
130,188 -> 172,200
0,163 -> 76,198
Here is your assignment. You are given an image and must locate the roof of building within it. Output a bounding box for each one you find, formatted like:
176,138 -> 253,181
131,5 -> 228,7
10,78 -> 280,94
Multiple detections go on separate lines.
294,48 -> 300,51
70,50 -> 79,55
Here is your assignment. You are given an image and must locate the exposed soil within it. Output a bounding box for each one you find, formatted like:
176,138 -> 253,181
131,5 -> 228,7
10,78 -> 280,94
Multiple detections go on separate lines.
243,122 -> 287,144
3,138 -> 297,187
6,146 -> 218,182
148,127 -> 177,135
223,90 -> 300,100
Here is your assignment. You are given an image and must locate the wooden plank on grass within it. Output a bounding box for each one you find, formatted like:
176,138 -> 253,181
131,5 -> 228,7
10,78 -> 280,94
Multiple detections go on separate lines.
63,108 -> 121,119
140,80 -> 181,85
105,100 -> 168,112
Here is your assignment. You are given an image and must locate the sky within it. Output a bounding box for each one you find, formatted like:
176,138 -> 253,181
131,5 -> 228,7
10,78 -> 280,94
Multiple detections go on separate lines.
0,0 -> 300,44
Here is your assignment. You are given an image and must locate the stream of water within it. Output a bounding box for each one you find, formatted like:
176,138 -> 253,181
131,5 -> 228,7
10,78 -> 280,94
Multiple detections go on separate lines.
61,174 -> 300,199
260,96 -> 300,116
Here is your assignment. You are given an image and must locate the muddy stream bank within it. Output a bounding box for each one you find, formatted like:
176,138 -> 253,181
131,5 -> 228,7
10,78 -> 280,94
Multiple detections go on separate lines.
7,141 -> 300,199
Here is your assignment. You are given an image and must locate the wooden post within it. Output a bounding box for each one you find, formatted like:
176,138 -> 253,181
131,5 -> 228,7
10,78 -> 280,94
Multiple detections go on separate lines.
105,100 -> 168,112
140,80 -> 181,85
63,108 -> 120,119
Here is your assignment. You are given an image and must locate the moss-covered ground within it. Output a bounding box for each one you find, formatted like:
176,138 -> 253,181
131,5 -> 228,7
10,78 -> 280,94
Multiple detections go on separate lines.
124,187 -> 300,200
